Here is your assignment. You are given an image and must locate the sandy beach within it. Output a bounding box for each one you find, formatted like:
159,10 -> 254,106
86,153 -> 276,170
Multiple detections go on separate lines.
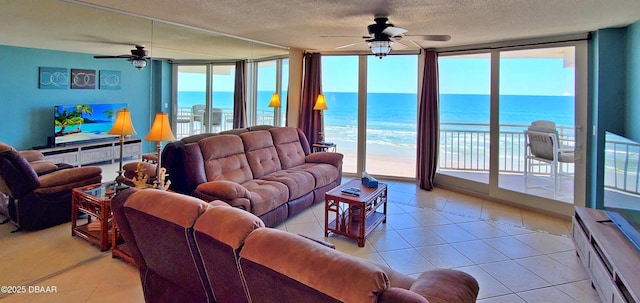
328,138 -> 417,178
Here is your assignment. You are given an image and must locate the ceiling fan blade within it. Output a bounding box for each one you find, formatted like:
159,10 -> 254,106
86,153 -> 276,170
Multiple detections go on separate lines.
406,34 -> 452,42
391,40 -> 409,49
382,26 -> 408,37
93,55 -> 132,59
336,41 -> 367,49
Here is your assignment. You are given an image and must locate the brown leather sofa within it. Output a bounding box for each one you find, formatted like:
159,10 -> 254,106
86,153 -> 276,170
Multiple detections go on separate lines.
167,126 -> 343,227
112,188 -> 479,303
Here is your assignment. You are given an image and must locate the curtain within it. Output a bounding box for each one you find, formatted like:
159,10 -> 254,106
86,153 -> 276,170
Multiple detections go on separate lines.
298,53 -> 323,144
416,50 -> 439,190
233,60 -> 247,129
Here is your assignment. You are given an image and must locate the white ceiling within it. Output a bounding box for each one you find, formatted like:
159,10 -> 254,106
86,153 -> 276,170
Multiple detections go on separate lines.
1,0 -> 640,61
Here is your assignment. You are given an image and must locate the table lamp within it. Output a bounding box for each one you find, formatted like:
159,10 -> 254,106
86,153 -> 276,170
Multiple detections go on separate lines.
108,108 -> 137,190
145,112 -> 176,184
313,93 -> 328,142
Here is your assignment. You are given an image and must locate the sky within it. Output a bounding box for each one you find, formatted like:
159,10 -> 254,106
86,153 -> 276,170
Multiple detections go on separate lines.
178,52 -> 575,96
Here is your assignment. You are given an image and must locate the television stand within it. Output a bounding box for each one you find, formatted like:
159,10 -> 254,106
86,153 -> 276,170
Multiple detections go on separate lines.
573,206 -> 640,303
39,137 -> 142,166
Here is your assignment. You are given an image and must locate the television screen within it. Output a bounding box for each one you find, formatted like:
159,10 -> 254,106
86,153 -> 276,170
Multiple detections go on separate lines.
54,103 -> 127,146
604,131 -> 640,250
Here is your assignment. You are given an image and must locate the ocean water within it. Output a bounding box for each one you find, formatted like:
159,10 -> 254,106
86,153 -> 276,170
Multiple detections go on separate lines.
177,91 -> 575,147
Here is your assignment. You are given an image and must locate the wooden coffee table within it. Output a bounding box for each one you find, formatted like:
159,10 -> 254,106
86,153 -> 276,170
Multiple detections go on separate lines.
324,179 -> 387,247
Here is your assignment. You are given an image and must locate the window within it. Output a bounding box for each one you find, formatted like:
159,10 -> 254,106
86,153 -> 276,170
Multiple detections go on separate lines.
322,54 -> 418,178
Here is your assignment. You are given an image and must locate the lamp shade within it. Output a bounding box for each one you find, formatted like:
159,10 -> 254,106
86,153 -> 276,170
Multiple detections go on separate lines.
369,40 -> 392,59
313,94 -> 328,111
131,59 -> 147,70
268,93 -> 281,107
108,109 -> 137,136
145,113 -> 176,142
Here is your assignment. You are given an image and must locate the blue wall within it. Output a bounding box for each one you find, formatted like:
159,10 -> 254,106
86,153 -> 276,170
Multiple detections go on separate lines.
0,45 -> 157,151
628,21 -> 640,140
587,19 -> 640,208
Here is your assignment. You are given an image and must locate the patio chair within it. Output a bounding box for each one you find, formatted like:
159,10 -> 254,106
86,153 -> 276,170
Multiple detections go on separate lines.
210,108 -> 223,132
523,120 -> 575,198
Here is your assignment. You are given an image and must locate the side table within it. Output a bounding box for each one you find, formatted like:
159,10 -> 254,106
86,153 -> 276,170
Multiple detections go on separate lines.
71,182 -> 116,251
324,179 -> 387,247
112,221 -> 135,265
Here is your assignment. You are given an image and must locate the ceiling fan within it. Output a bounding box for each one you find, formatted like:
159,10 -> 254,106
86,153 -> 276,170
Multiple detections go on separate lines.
329,17 -> 451,59
94,45 -> 150,70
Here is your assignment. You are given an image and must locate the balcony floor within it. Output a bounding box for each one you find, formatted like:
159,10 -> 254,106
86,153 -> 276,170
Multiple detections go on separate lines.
439,170 -> 574,204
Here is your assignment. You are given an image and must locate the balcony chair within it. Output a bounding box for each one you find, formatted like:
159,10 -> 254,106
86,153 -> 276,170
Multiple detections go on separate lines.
210,108 -> 223,132
523,120 -> 575,198
192,104 -> 205,134
0,142 -> 102,231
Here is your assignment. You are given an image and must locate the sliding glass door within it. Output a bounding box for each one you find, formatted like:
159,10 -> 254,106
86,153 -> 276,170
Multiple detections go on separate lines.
438,54 -> 491,184
437,43 -> 586,210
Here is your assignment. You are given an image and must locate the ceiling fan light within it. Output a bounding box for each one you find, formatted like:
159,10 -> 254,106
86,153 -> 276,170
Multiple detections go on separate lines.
131,59 -> 147,70
369,40 -> 391,59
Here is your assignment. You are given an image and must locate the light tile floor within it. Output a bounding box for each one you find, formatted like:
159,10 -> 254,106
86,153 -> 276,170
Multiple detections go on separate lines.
0,161 -> 599,303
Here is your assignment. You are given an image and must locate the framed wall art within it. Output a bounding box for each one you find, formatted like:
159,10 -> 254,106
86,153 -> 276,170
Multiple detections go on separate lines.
99,70 -> 121,90
71,69 -> 96,89
39,67 -> 69,89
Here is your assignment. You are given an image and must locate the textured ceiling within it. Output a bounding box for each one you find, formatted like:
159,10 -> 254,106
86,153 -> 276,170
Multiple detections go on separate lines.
1,0 -> 639,61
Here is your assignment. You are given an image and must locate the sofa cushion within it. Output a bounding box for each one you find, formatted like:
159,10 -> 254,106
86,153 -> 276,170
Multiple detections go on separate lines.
199,135 -> 253,184
290,163 -> 339,189
241,131 -> 282,178
240,228 -> 389,303
242,179 -> 289,217
261,169 -> 315,200
269,127 -> 307,169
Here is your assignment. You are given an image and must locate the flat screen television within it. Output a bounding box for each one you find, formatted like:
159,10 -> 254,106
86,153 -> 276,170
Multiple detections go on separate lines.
603,131 -> 640,250
54,103 -> 127,146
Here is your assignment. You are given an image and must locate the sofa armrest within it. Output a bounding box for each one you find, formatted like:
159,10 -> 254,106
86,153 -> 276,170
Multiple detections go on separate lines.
407,269 -> 479,303
305,152 -> 343,168
196,180 -> 251,200
378,288 -> 429,303
36,166 -> 103,193
19,150 -> 45,162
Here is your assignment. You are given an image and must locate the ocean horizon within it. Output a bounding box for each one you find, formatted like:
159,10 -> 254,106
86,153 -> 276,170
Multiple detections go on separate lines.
178,91 -> 575,147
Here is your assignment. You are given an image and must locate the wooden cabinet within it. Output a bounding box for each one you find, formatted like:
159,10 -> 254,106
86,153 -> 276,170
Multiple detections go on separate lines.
573,207 -> 640,303
39,138 -> 141,166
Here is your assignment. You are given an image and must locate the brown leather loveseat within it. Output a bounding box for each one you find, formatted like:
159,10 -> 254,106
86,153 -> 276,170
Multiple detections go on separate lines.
112,188 -> 479,303
168,126 -> 343,227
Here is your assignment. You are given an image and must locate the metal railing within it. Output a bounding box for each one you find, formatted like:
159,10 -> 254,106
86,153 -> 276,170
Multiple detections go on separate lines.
439,123 -> 575,174
605,135 -> 640,194
174,107 -> 274,139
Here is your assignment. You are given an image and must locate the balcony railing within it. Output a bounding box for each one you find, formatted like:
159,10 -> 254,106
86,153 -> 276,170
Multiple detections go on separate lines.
605,135 -> 640,194
174,107 -> 274,139
439,122 -> 575,174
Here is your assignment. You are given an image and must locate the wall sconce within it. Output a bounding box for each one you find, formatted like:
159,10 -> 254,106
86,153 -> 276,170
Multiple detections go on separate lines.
108,108 -> 136,189
268,93 -> 281,107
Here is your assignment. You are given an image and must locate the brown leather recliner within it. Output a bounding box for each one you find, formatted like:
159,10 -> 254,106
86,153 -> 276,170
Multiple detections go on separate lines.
0,142 -> 102,231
